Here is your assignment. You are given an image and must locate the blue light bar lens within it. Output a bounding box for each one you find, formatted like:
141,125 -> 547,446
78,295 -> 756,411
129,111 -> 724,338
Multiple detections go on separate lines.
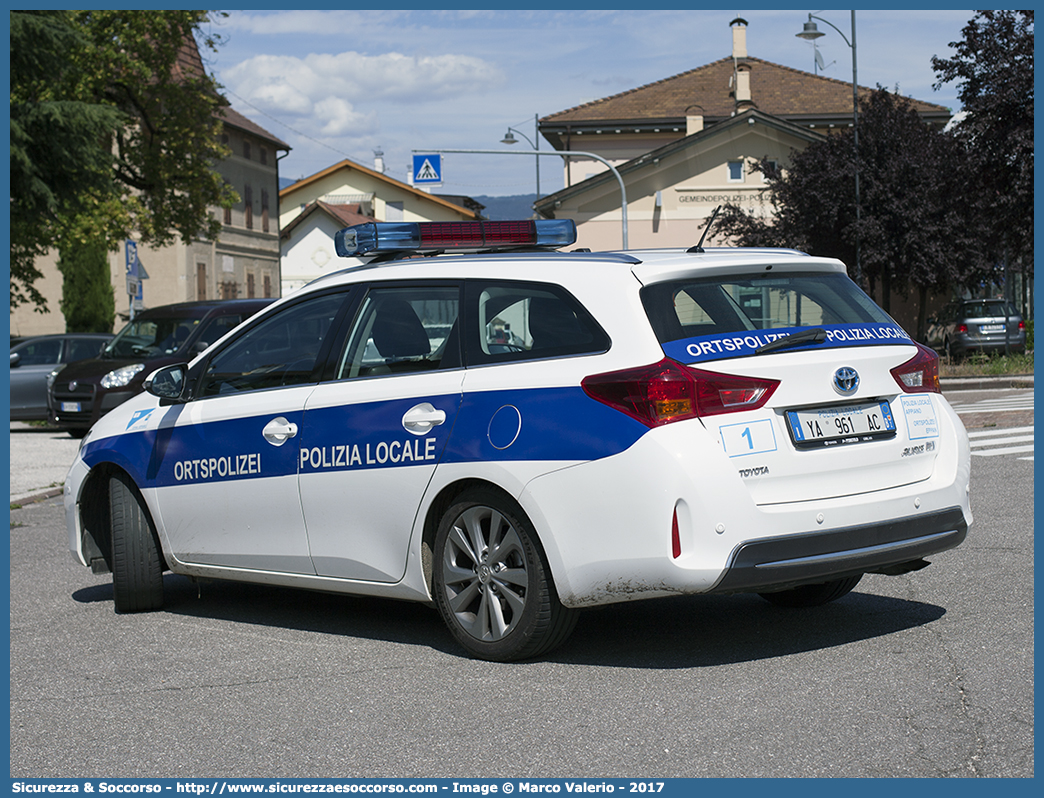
334,220 -> 576,257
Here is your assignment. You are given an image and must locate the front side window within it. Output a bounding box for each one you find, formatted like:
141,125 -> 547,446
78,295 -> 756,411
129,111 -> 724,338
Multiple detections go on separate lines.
102,316 -> 202,359
466,281 -> 609,365
337,286 -> 460,380
13,338 -> 62,365
198,293 -> 347,396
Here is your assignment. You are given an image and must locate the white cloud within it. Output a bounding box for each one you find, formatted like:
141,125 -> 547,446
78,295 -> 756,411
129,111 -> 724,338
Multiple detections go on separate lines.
313,97 -> 378,137
221,50 -> 503,115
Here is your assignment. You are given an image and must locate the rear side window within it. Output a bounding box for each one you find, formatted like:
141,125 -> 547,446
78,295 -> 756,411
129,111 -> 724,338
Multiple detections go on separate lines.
466,281 -> 610,365
642,272 -> 906,363
337,285 -> 461,380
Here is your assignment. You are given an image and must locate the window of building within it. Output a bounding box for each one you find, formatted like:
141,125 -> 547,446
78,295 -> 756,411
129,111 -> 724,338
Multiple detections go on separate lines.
263,275 -> 272,298
727,161 -> 744,182
386,201 -> 404,222
261,188 -> 270,234
260,147 -> 268,166
243,141 -> 251,160
244,184 -> 253,230
247,273 -> 256,298
197,263 -> 207,300
761,160 -> 779,184
220,281 -> 238,300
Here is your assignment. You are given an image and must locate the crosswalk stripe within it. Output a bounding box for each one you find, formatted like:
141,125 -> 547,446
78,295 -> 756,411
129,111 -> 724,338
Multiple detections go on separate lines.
972,445 -> 1035,457
969,434 -> 1035,447
966,425 -> 1034,459
967,426 -> 1034,437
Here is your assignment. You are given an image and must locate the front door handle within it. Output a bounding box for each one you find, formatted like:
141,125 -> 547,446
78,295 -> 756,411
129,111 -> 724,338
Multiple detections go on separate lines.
402,402 -> 446,435
262,416 -> 299,446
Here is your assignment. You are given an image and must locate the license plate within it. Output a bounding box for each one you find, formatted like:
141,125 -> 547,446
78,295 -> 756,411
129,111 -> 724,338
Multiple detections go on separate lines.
786,401 -> 896,449
60,401 -> 82,413
980,324 -> 1004,333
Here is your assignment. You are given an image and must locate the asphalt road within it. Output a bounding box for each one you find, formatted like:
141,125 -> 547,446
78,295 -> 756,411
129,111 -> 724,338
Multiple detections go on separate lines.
7,390 -> 1034,778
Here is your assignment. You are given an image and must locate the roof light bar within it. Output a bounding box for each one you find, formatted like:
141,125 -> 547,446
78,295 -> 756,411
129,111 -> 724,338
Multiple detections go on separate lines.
334,220 -> 577,257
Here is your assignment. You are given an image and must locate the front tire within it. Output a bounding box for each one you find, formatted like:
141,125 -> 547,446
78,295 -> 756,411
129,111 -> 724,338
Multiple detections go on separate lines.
758,574 -> 862,608
109,472 -> 164,613
433,489 -> 577,661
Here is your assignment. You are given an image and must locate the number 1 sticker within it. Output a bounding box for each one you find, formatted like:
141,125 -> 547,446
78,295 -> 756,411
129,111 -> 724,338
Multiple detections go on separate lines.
719,419 -> 777,457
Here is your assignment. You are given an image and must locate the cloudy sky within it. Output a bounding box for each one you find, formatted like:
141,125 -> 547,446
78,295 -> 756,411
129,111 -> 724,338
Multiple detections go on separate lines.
202,8 -> 974,198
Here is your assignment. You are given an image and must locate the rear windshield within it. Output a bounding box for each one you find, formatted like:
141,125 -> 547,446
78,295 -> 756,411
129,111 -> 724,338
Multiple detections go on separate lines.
961,301 -> 1014,318
642,272 -> 910,363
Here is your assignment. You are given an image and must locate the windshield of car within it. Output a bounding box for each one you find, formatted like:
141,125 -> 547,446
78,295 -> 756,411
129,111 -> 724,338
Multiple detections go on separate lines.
102,316 -> 202,359
642,271 -> 905,363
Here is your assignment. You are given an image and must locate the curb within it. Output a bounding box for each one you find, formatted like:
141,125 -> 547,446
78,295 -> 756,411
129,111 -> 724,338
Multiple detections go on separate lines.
940,374 -> 1034,391
10,487 -> 64,508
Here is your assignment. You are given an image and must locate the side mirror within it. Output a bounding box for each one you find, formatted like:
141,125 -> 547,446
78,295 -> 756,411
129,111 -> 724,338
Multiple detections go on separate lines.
10,352 -> 21,368
144,363 -> 188,402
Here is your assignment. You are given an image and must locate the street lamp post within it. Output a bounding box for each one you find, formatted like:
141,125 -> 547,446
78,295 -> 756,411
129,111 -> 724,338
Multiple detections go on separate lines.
797,11 -> 861,285
501,114 -> 541,199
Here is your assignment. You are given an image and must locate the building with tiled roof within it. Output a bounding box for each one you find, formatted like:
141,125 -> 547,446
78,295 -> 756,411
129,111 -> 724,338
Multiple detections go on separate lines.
533,18 -> 952,254
278,156 -> 483,295
279,201 -> 377,295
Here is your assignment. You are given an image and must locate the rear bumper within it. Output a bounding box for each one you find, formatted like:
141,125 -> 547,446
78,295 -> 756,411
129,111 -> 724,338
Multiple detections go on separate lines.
710,506 -> 968,594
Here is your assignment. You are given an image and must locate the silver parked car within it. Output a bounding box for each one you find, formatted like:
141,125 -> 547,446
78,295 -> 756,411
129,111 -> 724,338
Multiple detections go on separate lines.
9,333 -> 113,420
926,299 -> 1026,359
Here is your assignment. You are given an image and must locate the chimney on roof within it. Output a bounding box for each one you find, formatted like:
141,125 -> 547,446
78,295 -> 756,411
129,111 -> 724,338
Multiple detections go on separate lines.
373,147 -> 385,174
730,17 -> 753,111
731,17 -> 748,58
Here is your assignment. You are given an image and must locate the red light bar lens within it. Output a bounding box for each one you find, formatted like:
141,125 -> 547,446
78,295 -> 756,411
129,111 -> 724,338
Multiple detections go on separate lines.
418,221 -> 538,248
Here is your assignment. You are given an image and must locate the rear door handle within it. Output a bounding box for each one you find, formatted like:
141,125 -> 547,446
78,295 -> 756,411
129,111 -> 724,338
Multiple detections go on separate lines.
402,402 -> 446,435
262,416 -> 299,446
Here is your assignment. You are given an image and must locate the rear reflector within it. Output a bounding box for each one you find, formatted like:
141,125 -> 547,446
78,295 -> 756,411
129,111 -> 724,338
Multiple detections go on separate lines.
891,343 -> 941,393
671,509 -> 681,559
581,359 -> 779,427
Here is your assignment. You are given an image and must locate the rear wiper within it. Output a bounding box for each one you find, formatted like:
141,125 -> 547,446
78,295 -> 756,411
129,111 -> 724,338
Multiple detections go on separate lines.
755,327 -> 828,354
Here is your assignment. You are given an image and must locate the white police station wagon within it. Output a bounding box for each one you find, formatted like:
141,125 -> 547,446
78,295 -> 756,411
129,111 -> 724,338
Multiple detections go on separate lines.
65,219 -> 971,661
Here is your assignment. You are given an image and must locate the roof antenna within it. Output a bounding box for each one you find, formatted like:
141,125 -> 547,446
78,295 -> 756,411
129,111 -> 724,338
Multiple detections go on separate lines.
688,205 -> 722,253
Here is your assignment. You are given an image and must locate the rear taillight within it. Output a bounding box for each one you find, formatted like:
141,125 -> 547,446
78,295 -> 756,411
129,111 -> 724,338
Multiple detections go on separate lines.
581,359 -> 779,427
956,323 -> 969,333
1018,320 -> 1026,331
891,343 -> 941,394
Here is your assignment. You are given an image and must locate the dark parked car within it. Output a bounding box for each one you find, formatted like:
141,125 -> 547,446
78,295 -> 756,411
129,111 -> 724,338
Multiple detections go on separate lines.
48,299 -> 273,436
926,299 -> 1026,358
10,333 -> 114,420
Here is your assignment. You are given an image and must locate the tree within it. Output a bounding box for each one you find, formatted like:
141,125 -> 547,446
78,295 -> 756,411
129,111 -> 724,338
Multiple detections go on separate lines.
9,11 -> 125,311
714,89 -> 991,340
9,10 -> 237,315
57,236 -> 116,333
932,10 -> 1033,309
932,11 -> 1033,257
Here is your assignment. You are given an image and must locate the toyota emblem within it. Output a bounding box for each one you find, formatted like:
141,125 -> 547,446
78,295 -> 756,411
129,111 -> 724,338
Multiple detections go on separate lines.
832,367 -> 859,396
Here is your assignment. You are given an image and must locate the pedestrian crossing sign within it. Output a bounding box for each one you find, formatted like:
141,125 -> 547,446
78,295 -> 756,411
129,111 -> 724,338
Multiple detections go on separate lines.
412,154 -> 442,185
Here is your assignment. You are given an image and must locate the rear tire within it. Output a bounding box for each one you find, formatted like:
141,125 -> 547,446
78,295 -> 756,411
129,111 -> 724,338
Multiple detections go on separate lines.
758,575 -> 862,608
433,489 -> 577,661
109,472 -> 164,613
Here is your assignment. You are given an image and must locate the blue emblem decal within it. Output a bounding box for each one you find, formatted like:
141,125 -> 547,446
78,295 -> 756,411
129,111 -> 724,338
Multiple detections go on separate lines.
126,408 -> 155,430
